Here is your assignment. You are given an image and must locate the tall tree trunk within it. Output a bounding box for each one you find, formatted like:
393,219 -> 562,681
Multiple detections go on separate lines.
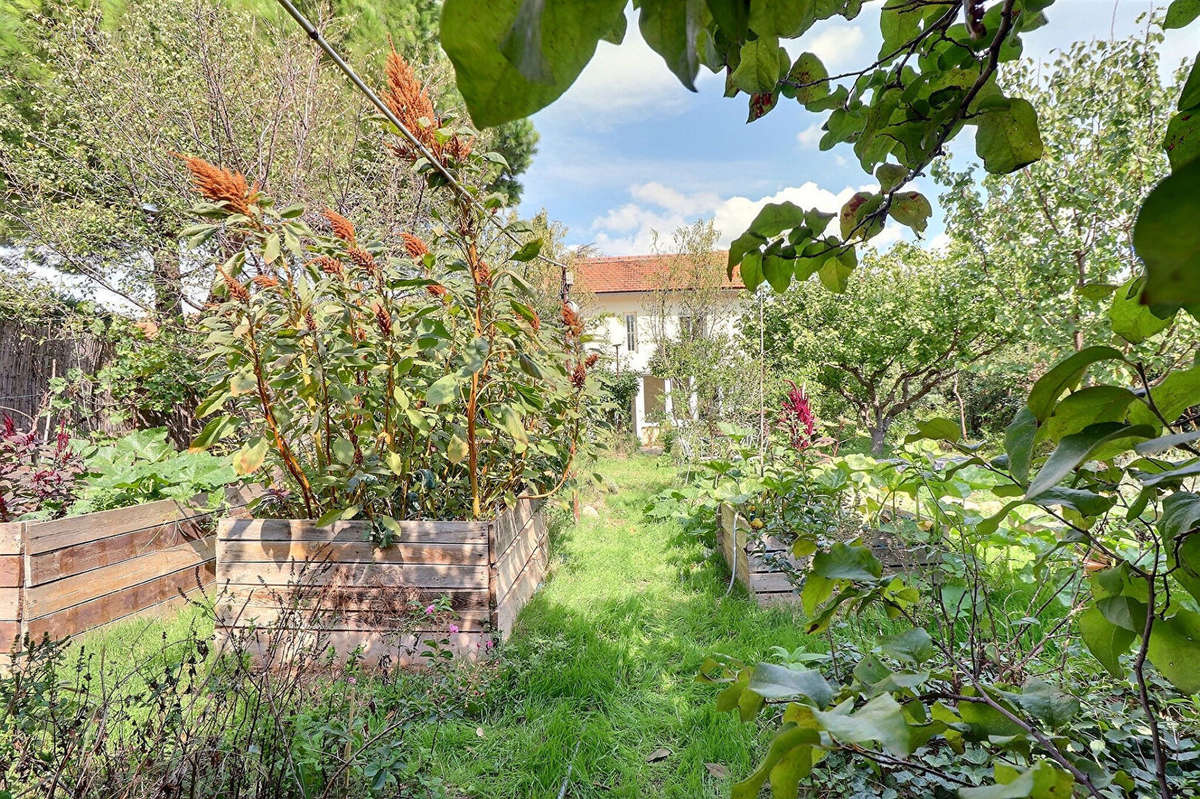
869,412 -> 891,456
152,246 -> 183,318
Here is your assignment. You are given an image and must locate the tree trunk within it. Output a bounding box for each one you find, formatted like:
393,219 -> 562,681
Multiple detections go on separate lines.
151,246 -> 183,318
869,413 -> 891,456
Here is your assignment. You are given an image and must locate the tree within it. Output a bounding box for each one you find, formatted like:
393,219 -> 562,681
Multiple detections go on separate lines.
754,243 -> 1008,454
435,0 -> 1200,309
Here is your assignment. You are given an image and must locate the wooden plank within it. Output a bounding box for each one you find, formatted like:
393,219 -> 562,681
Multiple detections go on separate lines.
0,555 -> 19,587
493,519 -> 543,599
25,499 -> 181,555
493,498 -> 536,559
217,539 -> 488,566
217,517 -> 488,544
749,572 -> 796,593
218,560 -> 489,590
24,538 -> 214,618
27,520 -> 209,586
755,592 -> 798,607
216,586 -> 492,613
0,522 -> 21,555
495,524 -> 548,609
0,620 -> 19,653
216,628 -> 490,667
495,533 -> 548,638
24,565 -> 214,641
215,603 -> 491,631
0,587 -> 18,620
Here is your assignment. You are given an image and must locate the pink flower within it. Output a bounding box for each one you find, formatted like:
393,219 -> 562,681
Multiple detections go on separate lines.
778,380 -> 816,451
448,624 -> 459,634
347,676 -> 357,685
424,604 -> 435,615
484,638 -> 494,650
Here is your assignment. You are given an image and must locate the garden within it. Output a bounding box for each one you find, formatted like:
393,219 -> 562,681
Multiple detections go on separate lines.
1,0 -> 1199,797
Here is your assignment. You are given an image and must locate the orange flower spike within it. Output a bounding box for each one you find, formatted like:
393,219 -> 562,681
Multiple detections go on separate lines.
401,232 -> 429,259
217,264 -> 250,302
323,209 -> 356,245
313,256 -> 345,278
251,275 -> 279,289
383,49 -> 442,160
179,155 -> 259,217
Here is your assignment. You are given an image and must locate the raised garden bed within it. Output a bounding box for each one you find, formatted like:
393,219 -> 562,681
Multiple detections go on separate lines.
0,485 -> 258,671
214,497 -> 547,666
716,502 -> 939,606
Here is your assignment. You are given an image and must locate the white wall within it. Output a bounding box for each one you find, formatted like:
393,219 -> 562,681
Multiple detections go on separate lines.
582,291 -> 741,374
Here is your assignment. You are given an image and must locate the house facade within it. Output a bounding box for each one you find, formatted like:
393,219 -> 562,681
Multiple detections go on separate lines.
569,254 -> 743,446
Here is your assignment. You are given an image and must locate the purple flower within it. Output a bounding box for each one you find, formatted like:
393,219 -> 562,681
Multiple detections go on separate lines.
424,604 -> 435,615
484,638 -> 494,650
347,676 -> 357,685
448,624 -> 460,634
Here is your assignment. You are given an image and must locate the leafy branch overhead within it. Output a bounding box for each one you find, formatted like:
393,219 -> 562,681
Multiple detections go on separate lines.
440,0 -> 1200,303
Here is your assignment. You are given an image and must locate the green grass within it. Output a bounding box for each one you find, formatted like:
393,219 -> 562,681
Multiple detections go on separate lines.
414,454 -> 821,798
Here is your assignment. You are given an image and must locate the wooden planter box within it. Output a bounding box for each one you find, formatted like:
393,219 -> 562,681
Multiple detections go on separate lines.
716,503 -> 939,607
0,486 -> 258,671
214,498 -> 548,666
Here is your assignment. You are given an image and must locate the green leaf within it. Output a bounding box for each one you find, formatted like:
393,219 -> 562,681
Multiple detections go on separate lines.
1109,276 -> 1175,343
447,434 -> 469,465
332,437 -> 356,465
1146,361 -> 1200,421
1030,487 -> 1116,518
1004,406 -> 1037,483
731,725 -> 820,799
1147,610 -> 1200,694
1078,606 -> 1134,677
747,663 -> 834,707
1164,0 -> 1200,28
511,238 -> 543,261
762,255 -> 793,293
639,0 -> 704,91
875,163 -> 907,192
191,414 -> 235,450
811,541 -> 882,581
958,760 -> 1075,799
1035,386 -> 1138,446
750,0 -> 816,37
1027,422 -> 1155,498
425,374 -> 460,406
262,233 -> 281,265
1160,492 -> 1200,603
879,628 -> 934,665
1136,158 -> 1200,305
741,250 -> 764,292
748,201 -> 807,238
731,36 -> 784,94
786,51 -> 829,106
888,191 -> 932,233
498,405 -> 529,445
1164,106 -> 1200,171
1027,346 -> 1125,421
1015,678 -> 1079,729
974,97 -> 1044,174
232,437 -> 269,476
904,416 -> 961,444
813,694 -> 921,756
817,248 -> 855,293
441,0 -> 626,128
1135,430 -> 1200,456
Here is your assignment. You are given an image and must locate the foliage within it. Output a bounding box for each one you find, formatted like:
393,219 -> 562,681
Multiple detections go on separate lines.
186,52 -> 594,522
0,414 -> 81,521
595,366 -> 641,431
68,427 -> 236,515
749,243 -> 1009,454
437,1 -> 1199,308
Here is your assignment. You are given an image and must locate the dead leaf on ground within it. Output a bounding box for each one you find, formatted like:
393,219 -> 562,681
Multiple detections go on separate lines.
704,762 -> 729,779
645,747 -> 671,763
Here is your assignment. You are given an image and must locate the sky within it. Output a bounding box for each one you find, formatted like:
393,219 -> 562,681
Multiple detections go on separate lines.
513,0 -> 1197,256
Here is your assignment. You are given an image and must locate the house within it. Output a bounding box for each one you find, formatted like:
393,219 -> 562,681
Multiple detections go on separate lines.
570,253 -> 744,446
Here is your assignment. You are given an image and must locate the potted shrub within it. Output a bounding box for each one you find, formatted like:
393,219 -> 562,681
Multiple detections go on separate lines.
185,51 -> 597,664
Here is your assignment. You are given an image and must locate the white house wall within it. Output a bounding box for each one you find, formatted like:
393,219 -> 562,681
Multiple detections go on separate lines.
582,291 -> 741,374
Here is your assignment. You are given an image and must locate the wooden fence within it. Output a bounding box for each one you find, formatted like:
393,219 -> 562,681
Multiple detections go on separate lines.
215,498 -> 548,666
0,319 -> 112,434
0,486 -> 258,670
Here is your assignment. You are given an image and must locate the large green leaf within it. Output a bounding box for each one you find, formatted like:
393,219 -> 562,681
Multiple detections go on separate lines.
749,0 -> 817,37
1004,406 -> 1037,483
639,0 -> 704,91
731,36 -> 785,94
1078,606 -> 1134,677
787,51 -> 829,106
1164,0 -> 1200,28
441,0 -> 626,128
974,98 -> 1044,174
762,255 -> 793,293
1147,610 -> 1200,694
1160,492 -> 1200,603
813,694 -> 934,757
748,201 -> 807,238
731,725 -> 820,799
958,761 -> 1075,799
1109,276 -> 1176,343
1027,346 -> 1124,421
1035,386 -> 1138,446
747,663 -> 834,707
1027,422 -> 1155,498
888,191 -> 932,233
1015,678 -> 1079,729
811,541 -> 882,581
904,416 -> 961,444
1136,157 -> 1200,305
1146,361 -> 1200,421
425,373 -> 461,405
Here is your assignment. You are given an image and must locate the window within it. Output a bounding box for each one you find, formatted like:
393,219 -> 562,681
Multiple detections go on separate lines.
625,313 -> 637,352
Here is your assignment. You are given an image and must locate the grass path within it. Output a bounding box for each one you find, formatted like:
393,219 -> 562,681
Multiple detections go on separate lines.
426,454 -> 819,798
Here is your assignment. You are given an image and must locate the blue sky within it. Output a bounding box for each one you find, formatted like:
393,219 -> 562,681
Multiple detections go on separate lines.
514,0 -> 1196,255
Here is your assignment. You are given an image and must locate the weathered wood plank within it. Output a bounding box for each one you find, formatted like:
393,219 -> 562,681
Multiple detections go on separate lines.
25,538 -> 214,618
218,561 -> 489,590
0,588 -> 18,620
749,572 -> 796,593
0,555 -> 19,587
215,628 -> 490,667
0,620 -> 19,653
24,566 -> 213,640
215,603 -> 491,631
495,533 -> 548,638
218,518 -> 488,544
27,520 -> 209,586
217,539 -> 488,567
493,520 -> 543,599
493,498 -> 536,559
0,523 -> 21,555
216,586 -> 492,612
25,500 -> 181,555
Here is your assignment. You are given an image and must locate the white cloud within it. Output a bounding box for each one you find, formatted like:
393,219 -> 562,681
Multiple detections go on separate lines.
784,23 -> 867,72
796,124 -> 823,149
589,181 -> 861,255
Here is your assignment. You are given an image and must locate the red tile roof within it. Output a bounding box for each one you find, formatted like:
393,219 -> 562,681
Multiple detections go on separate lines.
571,253 -> 743,294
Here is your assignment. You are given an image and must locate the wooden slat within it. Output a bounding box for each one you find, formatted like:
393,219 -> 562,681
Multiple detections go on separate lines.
215,603 -> 491,631
25,499 -> 181,555
218,585 -> 491,611
750,572 -> 795,593
216,628 -> 490,667
217,539 -> 488,566
27,520 -> 209,586
493,519 -> 543,599
24,566 -> 214,640
0,620 -> 19,653
756,592 -> 798,608
0,589 -> 18,620
218,561 -> 488,590
25,538 -> 214,618
495,533 -> 548,638
493,498 -> 536,558
0,555 -> 19,587
0,522 -> 21,555
218,518 -> 488,544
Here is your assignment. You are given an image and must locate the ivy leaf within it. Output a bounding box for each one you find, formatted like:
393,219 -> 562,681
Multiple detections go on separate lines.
1136,158 -> 1200,305
731,36 -> 784,94
1147,610 -> 1200,694
1027,422 -> 1156,498
888,191 -> 932,233
639,0 -> 704,91
1078,606 -> 1134,677
974,97 -> 1044,174
747,663 -> 834,707
441,0 -> 626,128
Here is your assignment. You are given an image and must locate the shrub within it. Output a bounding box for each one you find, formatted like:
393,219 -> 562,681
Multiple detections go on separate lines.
0,415 -> 82,521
